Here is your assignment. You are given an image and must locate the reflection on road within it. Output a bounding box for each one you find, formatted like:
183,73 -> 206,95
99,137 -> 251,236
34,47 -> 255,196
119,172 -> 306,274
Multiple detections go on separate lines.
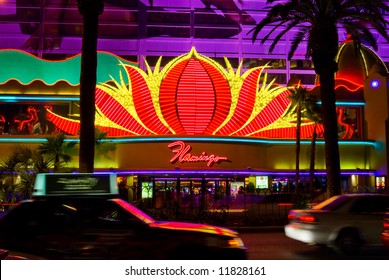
239,231 -> 389,260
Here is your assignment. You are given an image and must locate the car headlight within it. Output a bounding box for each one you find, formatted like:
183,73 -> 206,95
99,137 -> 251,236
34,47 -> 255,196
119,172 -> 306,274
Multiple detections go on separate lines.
206,236 -> 245,248
227,237 -> 245,248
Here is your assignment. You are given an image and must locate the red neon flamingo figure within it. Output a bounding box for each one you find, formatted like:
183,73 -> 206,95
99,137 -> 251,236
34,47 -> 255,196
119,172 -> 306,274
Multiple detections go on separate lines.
13,106 -> 40,134
0,114 -> 5,134
337,108 -> 356,139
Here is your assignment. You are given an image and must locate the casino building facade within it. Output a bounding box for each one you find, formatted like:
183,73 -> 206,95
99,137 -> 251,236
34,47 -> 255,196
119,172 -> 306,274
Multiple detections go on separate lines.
0,1 -> 389,203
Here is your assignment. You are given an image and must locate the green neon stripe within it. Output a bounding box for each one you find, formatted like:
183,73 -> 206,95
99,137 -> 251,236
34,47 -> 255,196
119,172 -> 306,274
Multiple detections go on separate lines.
316,101 -> 365,106
0,136 -> 376,147
0,49 -> 137,85
0,96 -> 79,102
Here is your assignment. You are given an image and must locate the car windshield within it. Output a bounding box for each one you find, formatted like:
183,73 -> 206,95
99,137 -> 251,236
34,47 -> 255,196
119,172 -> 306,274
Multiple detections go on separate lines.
111,198 -> 155,224
312,195 -> 352,211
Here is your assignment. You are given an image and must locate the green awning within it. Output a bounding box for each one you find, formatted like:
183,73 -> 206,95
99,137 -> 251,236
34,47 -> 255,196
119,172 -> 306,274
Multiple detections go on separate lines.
0,49 -> 137,86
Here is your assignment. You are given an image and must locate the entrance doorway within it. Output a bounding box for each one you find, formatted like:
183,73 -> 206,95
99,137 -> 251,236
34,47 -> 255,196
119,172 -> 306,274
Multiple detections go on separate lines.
136,177 -> 232,209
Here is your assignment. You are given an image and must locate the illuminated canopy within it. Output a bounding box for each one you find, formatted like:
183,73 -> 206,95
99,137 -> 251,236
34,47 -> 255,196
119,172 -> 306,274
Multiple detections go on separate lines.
47,47 -> 322,138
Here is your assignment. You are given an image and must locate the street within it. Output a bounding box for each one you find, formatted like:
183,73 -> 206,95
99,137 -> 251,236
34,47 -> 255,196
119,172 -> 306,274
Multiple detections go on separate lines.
239,229 -> 389,260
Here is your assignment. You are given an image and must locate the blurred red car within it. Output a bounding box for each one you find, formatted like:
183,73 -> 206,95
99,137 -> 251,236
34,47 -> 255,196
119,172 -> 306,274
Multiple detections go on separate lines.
382,212 -> 389,249
0,173 -> 247,260
0,249 -> 27,260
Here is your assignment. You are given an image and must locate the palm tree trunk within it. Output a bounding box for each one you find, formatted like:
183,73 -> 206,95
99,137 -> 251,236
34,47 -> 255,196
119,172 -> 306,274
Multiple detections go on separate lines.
319,70 -> 341,196
54,154 -> 59,173
309,123 -> 317,198
77,0 -> 104,173
310,23 -> 342,197
295,105 -> 301,192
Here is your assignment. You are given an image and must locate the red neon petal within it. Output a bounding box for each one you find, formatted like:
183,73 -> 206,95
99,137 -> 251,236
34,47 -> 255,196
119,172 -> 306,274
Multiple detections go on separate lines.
217,68 -> 262,135
46,110 -> 80,135
176,59 -> 215,134
95,125 -> 133,137
160,59 -> 190,134
160,57 -> 232,135
233,89 -> 290,136
95,88 -> 152,135
126,66 -> 171,134
252,123 -> 324,138
198,60 -> 231,135
46,110 -> 132,136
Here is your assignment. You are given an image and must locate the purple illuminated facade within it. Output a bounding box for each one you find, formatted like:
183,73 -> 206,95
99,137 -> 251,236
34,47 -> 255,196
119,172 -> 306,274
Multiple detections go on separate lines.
1,0 -> 387,84
0,0 -> 389,199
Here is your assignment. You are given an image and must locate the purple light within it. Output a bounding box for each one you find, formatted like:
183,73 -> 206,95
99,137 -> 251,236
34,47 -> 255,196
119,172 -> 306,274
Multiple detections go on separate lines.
94,169 -> 375,177
371,80 -> 380,88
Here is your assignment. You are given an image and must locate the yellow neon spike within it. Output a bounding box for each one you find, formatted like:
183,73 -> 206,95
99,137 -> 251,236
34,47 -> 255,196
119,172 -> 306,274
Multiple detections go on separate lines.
97,66 -> 156,134
212,59 -> 246,134
94,107 -> 135,135
142,58 -> 176,134
232,77 -> 287,135
246,107 -> 315,136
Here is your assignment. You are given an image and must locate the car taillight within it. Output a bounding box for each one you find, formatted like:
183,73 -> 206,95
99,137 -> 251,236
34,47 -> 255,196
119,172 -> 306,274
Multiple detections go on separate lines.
288,213 -> 296,220
298,215 -> 317,223
384,216 -> 389,229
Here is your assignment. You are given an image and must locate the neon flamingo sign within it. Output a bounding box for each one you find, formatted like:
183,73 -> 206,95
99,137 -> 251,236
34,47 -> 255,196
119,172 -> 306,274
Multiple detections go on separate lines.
168,141 -> 229,167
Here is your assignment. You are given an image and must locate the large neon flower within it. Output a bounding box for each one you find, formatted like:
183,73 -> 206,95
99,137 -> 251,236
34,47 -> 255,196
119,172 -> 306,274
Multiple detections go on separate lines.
47,48 -> 321,138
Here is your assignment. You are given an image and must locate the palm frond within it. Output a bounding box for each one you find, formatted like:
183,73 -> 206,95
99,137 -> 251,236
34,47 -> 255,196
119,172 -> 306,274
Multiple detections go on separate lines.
38,133 -> 77,172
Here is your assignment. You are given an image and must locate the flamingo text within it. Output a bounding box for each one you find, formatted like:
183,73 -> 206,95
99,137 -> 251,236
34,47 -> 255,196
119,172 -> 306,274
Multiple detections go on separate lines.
168,141 -> 228,167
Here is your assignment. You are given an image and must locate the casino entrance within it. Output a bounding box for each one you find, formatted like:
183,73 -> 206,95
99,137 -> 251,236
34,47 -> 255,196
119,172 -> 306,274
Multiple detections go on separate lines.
116,175 -> 251,209
116,173 -> 332,210
117,174 -> 293,226
135,177 -> 239,209
110,173 -> 339,225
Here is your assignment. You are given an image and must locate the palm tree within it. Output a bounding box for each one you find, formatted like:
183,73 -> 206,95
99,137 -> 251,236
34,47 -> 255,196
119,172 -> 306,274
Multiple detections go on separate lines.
76,0 -> 153,173
304,98 -> 322,198
94,128 -> 117,159
0,145 -> 50,201
76,0 -> 104,173
250,0 -> 389,197
38,133 -> 77,172
286,83 -> 318,193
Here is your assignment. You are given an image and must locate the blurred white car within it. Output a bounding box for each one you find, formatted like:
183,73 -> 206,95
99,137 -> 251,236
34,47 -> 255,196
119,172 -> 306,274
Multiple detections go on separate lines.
284,194 -> 389,254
